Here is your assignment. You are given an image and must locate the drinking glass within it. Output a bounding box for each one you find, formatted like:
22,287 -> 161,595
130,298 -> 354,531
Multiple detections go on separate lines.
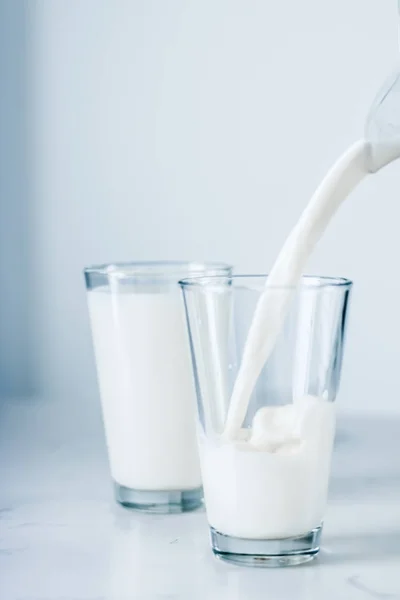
84,261 -> 232,513
180,274 -> 352,565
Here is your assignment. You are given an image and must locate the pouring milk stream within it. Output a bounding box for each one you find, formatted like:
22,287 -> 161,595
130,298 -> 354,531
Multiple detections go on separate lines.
223,72 -> 400,440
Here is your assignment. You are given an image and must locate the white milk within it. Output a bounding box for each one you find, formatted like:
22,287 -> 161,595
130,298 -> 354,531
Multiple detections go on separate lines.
201,396 -> 335,539
223,139 -> 400,440
202,138 -> 400,540
87,287 -> 201,491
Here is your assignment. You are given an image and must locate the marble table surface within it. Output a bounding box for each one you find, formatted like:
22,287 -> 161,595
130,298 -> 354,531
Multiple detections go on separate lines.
1,397 -> 400,600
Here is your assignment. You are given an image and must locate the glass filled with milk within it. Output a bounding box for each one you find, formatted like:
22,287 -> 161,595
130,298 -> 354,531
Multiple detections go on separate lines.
181,274 -> 352,565
84,261 -> 232,513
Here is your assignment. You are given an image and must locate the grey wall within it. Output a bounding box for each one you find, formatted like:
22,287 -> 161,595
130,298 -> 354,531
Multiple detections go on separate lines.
2,1 -> 400,416
0,0 -> 33,397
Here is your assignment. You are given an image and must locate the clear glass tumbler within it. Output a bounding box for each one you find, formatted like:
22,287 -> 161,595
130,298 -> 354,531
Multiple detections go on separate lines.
181,274 -> 352,565
84,261 -> 232,513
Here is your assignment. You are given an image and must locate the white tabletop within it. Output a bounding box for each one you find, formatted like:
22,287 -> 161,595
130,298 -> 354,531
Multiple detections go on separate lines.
2,398 -> 400,600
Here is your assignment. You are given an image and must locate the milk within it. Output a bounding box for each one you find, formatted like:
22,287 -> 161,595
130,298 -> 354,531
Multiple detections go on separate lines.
200,138 -> 400,541
87,287 -> 201,491
201,396 -> 335,539
224,139 -> 400,440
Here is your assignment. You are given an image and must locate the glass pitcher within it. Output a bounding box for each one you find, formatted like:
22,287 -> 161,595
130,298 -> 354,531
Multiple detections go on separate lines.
365,1 -> 400,171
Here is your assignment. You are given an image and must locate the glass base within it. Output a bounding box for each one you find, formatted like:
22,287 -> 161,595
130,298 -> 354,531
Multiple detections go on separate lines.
114,482 -> 203,514
210,525 -> 322,567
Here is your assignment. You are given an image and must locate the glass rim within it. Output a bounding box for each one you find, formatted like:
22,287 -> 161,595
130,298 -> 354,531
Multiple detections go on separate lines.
84,260 -> 232,278
179,274 -> 353,291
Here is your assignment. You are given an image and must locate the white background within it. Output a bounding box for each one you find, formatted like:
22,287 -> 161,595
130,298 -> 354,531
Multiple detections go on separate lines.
1,0 -> 400,422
